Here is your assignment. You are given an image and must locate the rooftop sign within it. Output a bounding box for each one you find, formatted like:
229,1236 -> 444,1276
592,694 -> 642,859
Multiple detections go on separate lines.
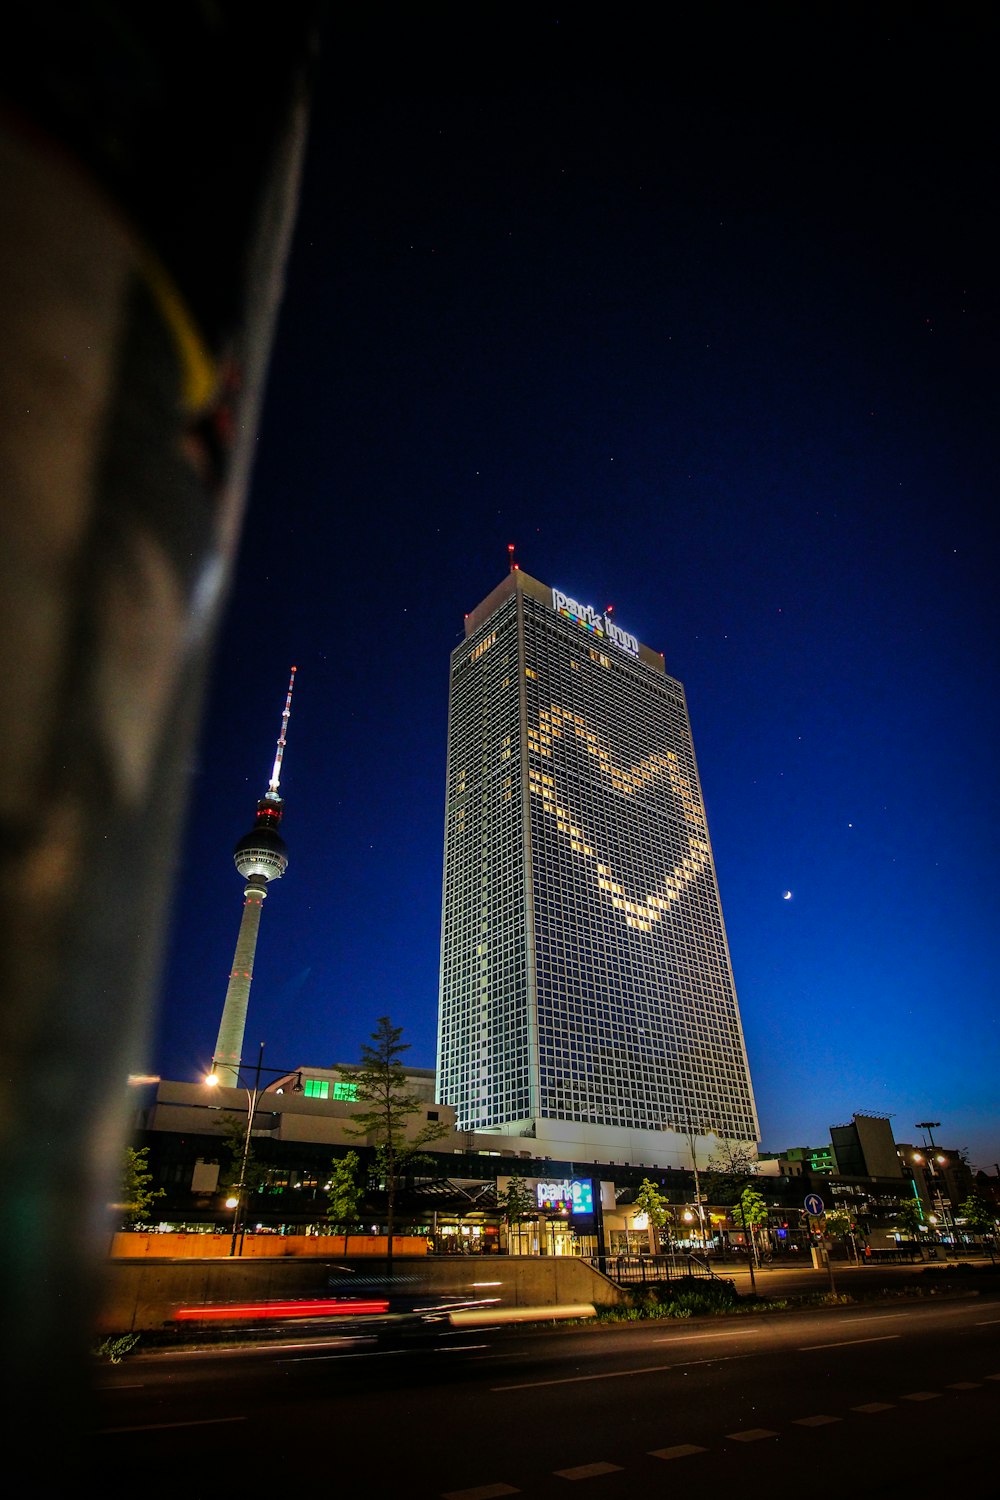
552,589 -> 639,657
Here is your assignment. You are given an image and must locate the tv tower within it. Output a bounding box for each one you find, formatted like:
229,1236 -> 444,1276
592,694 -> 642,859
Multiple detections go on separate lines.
211,667 -> 297,1085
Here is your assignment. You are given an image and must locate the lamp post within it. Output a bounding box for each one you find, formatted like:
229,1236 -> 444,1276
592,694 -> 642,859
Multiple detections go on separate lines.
677,1114 -> 713,1252
912,1147 -> 954,1248
205,1042 -> 302,1255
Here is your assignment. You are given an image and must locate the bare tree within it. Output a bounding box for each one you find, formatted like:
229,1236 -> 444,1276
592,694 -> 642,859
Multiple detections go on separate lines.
704,1139 -> 759,1206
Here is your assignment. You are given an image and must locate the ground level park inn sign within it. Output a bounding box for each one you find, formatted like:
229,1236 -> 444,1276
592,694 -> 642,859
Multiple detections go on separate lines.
535,1179 -> 595,1214
552,589 -> 639,657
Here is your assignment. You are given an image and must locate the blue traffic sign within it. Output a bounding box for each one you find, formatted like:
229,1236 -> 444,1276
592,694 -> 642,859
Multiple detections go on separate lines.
803,1192 -> 825,1217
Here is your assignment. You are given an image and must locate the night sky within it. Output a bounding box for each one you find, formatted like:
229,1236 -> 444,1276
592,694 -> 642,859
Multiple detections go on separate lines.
150,8 -> 998,1171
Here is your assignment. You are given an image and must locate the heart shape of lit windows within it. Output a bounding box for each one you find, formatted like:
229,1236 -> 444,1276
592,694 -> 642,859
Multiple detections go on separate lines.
528,703 -> 710,932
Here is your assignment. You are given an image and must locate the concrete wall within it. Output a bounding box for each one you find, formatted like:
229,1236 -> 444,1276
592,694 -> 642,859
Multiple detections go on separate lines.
97,1252 -> 628,1334
109,1232 -> 428,1259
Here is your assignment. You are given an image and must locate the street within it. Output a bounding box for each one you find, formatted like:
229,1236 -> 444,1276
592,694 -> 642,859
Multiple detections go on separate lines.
89,1284 -> 1000,1493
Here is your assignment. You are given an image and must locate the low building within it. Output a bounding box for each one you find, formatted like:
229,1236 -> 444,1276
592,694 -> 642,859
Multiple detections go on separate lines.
127,1078 -> 976,1259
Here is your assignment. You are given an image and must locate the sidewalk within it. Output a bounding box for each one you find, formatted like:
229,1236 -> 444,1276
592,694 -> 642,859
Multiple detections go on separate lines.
720,1251 -> 998,1301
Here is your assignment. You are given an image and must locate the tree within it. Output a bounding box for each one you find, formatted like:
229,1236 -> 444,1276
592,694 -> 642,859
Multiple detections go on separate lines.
325,1150 -> 365,1252
824,1206 -> 859,1262
496,1175 -> 535,1254
958,1188 -> 998,1248
704,1139 -> 759,1206
824,1208 -> 853,1237
893,1198 -> 924,1240
119,1146 -> 165,1231
731,1186 -> 768,1266
340,1017 -> 450,1269
217,1112 -> 268,1196
633,1177 -> 673,1254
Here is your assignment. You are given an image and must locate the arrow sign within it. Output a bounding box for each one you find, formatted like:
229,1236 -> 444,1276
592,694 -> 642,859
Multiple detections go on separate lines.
803,1192 -> 825,1217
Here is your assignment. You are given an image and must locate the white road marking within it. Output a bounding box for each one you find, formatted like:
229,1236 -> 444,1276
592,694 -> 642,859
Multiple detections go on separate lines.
901,1391 -> 940,1401
653,1329 -> 763,1342
726,1428 -> 778,1442
442,1485 -> 521,1500
650,1443 -> 708,1459
793,1415 -> 841,1426
852,1402 -> 895,1413
494,1364 -> 674,1391
808,1313 -> 911,1324
799,1335 -> 900,1350
99,1416 -> 247,1434
553,1462 -> 623,1480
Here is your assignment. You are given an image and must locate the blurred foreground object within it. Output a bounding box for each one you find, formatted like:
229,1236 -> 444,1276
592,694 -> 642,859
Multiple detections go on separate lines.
0,4 -> 322,1443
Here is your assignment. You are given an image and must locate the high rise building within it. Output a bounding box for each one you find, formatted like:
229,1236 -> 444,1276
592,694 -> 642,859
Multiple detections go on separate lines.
436,569 -> 758,1168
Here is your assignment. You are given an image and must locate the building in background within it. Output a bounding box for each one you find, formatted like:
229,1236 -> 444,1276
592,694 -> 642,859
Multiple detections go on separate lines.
897,1137 -> 974,1238
759,1143 -> 837,1177
436,567 -> 758,1168
830,1113 -> 904,1179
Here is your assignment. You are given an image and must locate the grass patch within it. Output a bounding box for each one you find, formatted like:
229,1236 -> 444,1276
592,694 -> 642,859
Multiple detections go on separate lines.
595,1280 -> 862,1324
93,1332 -> 141,1363
598,1278 -> 747,1322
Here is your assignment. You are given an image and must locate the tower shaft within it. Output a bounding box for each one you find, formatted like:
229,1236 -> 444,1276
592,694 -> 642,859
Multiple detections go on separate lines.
212,880 -> 268,1084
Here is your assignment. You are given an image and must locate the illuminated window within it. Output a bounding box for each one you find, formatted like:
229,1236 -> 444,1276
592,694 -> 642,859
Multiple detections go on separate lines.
304,1079 -> 329,1100
333,1081 -> 358,1101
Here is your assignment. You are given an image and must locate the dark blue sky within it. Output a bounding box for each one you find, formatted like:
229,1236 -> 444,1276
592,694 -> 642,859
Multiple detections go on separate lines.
151,7 -> 998,1170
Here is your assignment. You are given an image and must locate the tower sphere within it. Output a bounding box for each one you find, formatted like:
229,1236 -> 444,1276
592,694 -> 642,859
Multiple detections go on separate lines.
233,826 -> 288,881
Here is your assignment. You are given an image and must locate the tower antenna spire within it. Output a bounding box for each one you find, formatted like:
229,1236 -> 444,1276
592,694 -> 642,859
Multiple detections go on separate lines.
211,667 -> 298,1085
508,542 -> 517,573
268,665 -> 296,797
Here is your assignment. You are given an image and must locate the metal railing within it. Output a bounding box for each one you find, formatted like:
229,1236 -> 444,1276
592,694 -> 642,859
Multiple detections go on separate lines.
589,1251 -> 722,1285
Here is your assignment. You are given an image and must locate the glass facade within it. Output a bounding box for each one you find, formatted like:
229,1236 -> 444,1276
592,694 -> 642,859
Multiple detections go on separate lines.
437,572 -> 758,1152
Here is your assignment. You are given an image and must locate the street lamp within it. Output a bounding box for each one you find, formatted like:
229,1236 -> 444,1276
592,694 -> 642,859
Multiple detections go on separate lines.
675,1114 -> 713,1252
911,1148 -> 954,1247
205,1042 -> 302,1255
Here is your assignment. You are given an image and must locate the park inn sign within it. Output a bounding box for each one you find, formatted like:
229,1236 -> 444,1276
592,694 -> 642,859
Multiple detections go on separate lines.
552,589 -> 639,657
535,1179 -> 595,1214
